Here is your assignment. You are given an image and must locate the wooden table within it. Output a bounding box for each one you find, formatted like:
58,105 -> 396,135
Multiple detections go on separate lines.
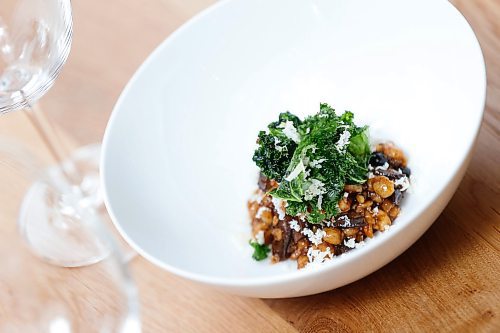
1,0 -> 499,332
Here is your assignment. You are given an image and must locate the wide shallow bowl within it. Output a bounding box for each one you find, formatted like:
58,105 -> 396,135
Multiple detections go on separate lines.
101,0 -> 485,298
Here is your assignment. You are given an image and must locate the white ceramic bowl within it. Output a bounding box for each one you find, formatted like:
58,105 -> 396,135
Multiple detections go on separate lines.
101,0 -> 485,298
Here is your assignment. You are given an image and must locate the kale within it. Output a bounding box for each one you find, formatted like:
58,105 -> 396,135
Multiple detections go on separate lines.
267,111 -> 302,138
252,112 -> 302,182
252,103 -> 370,224
249,240 -> 270,261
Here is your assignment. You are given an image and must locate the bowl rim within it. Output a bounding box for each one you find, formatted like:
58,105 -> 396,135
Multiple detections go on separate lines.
101,0 -> 487,289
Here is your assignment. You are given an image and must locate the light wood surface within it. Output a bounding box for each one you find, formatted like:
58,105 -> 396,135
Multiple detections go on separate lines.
1,0 -> 499,332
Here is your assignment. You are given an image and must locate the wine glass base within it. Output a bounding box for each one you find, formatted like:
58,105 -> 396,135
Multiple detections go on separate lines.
18,144 -> 111,267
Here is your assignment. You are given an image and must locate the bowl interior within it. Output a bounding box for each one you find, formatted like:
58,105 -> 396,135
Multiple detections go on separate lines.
102,0 -> 485,282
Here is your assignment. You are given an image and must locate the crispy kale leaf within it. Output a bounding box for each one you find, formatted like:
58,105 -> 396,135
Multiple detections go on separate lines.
271,104 -> 370,223
249,240 -> 270,261
252,112 -> 302,182
253,103 -> 370,224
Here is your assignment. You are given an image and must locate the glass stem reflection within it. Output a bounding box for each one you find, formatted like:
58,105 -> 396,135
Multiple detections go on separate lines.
21,92 -> 81,187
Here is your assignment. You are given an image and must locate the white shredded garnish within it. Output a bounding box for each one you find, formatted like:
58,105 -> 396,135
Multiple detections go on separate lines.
255,206 -> 270,219
304,179 -> 327,200
285,160 -> 306,182
343,192 -> 349,198
323,220 -> 332,227
354,240 -> 366,249
375,162 -> 390,171
394,175 -> 410,191
344,238 -> 356,248
306,246 -> 332,267
271,197 -> 286,220
337,215 -> 351,227
274,137 -> 283,151
279,120 -> 300,143
317,194 -> 323,210
335,129 -> 351,152
302,228 -> 326,246
256,230 -> 265,245
304,168 -> 311,178
309,158 -> 326,169
289,219 -> 301,232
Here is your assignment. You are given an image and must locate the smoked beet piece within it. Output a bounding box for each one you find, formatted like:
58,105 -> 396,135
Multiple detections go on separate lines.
369,152 -> 388,167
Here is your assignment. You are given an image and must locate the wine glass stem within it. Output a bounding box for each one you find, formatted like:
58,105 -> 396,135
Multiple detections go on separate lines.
21,97 -> 81,186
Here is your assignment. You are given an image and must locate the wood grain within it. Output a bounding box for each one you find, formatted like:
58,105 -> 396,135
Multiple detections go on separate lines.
1,0 -> 499,332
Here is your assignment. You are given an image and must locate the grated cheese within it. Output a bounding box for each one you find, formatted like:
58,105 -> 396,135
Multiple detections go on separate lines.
302,228 -> 326,246
279,120 -> 300,143
337,215 -> 351,227
274,137 -> 283,151
289,219 -> 301,232
335,129 -> 351,152
256,230 -> 265,245
285,160 -> 306,182
255,206 -> 270,219
394,175 -> 410,191
309,158 -> 327,169
375,162 -> 390,171
304,179 -> 327,201
344,238 -> 356,248
317,194 -> 323,210
306,246 -> 332,268
271,197 -> 286,220
354,240 -> 366,249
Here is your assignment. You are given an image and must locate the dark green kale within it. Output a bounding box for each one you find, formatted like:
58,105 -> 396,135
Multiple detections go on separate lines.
249,240 -> 270,261
253,103 -> 370,224
252,112 -> 302,182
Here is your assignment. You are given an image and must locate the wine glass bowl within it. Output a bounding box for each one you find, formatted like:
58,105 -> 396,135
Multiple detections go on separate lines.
0,0 -> 72,114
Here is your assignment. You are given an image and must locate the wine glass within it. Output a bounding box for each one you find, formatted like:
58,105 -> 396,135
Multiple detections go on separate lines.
1,0 -> 116,267
0,140 -> 140,332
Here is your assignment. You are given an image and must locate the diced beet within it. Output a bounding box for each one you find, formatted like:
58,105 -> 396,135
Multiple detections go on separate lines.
374,168 -> 404,180
401,167 -> 411,177
258,173 -> 268,191
393,189 -> 404,205
369,152 -> 388,167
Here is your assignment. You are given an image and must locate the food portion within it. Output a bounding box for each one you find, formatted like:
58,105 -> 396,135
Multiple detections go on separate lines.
248,104 -> 411,269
